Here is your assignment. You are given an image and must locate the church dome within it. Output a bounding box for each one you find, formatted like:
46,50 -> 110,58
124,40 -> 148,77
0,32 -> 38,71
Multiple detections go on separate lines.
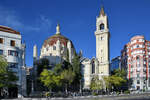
43,34 -> 69,47
42,24 -> 74,48
40,24 -> 75,64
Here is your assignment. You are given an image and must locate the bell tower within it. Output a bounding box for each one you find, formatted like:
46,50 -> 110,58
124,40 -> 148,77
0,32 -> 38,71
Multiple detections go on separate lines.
95,6 -> 110,76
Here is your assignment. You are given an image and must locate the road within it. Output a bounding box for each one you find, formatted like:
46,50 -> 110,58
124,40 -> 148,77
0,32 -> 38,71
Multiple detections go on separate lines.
2,93 -> 150,100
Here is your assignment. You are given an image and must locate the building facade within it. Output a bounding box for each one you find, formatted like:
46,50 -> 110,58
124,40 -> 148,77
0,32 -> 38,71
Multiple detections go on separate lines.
81,6 -> 110,89
0,26 -> 26,97
32,24 -> 76,93
121,35 -> 150,90
33,24 -> 75,64
110,56 -> 121,71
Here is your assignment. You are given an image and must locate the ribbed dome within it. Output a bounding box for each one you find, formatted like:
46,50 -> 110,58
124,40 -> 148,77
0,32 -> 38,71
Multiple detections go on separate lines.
43,34 -> 69,47
42,24 -> 74,48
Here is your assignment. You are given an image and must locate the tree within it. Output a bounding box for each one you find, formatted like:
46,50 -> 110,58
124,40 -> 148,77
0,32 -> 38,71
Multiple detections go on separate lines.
36,58 -> 50,76
90,76 -> 103,93
0,56 -> 8,88
60,68 -> 75,94
53,64 -> 63,75
0,56 -> 18,97
71,54 -> 82,91
103,69 -> 127,93
112,69 -> 126,79
103,76 -> 112,92
40,69 -> 61,92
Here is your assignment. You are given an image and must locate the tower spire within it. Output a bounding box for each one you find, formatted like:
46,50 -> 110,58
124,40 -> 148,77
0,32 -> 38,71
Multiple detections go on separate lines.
99,6 -> 105,16
56,23 -> 61,35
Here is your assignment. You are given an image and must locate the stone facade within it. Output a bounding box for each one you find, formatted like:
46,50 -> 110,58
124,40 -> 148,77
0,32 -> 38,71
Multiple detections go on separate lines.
81,7 -> 110,89
34,24 -> 75,65
0,25 -> 26,97
32,24 -> 76,92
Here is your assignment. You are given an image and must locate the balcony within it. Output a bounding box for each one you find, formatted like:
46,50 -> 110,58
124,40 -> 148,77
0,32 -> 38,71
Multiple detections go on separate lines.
137,68 -> 140,72
7,55 -> 19,63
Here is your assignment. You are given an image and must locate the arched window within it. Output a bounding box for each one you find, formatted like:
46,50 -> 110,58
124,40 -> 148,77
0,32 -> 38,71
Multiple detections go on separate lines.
100,23 -> 104,30
136,56 -> 140,61
92,61 -> 95,74
53,46 -> 56,50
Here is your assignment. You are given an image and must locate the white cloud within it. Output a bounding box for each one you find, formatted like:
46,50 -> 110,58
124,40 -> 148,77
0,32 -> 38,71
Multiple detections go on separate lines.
0,5 -> 52,32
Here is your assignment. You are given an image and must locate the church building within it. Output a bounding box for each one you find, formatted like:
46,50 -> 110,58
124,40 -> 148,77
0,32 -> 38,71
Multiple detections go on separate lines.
32,6 -> 110,91
32,24 -> 76,92
81,6 -> 110,89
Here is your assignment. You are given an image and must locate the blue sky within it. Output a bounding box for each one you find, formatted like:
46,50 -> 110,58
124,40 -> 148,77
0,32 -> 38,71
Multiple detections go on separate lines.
0,0 -> 150,66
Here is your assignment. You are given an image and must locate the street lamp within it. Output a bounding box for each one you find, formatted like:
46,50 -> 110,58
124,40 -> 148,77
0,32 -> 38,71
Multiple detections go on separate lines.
80,79 -> 82,95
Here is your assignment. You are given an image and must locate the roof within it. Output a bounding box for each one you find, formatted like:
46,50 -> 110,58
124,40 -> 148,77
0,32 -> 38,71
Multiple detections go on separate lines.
99,6 -> 105,16
0,25 -> 20,35
131,35 -> 144,41
43,24 -> 74,48
43,34 -> 73,47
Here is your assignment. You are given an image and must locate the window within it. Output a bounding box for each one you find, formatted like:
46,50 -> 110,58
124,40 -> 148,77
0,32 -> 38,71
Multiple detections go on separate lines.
99,37 -> 104,41
92,61 -> 95,74
10,40 -> 15,46
53,46 -> 56,50
46,47 -> 49,51
0,50 -> 3,55
137,80 -> 140,84
61,47 -> 64,51
137,86 -> 140,90
144,80 -> 146,84
101,57 -> 103,63
136,56 -> 140,61
8,63 -> 18,68
0,38 -> 3,44
8,50 -> 18,56
136,45 -> 139,48
100,23 -> 104,30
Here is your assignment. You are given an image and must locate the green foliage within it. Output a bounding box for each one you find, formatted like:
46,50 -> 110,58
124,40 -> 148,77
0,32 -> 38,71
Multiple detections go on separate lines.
72,55 -> 81,75
112,69 -> 126,79
71,54 -> 82,86
103,68 -> 127,92
53,64 -> 63,75
92,92 -> 98,96
36,58 -> 50,76
39,52 -> 82,93
40,69 -> 61,90
60,68 -> 75,85
124,90 -> 130,94
45,92 -> 51,97
103,76 -> 112,90
0,56 -> 18,88
90,76 -> 103,91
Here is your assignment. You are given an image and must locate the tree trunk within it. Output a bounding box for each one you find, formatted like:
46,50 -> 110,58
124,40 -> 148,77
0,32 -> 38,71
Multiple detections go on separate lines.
65,84 -> 68,94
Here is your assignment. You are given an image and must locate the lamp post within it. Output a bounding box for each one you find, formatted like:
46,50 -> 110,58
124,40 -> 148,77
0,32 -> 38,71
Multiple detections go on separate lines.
80,79 -> 82,95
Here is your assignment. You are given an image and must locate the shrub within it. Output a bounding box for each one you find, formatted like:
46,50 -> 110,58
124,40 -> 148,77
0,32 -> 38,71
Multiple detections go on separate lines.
92,92 -> 98,96
124,90 -> 130,94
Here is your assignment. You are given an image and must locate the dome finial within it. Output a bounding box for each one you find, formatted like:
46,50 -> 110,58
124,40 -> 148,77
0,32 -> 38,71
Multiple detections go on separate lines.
56,23 -> 61,35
